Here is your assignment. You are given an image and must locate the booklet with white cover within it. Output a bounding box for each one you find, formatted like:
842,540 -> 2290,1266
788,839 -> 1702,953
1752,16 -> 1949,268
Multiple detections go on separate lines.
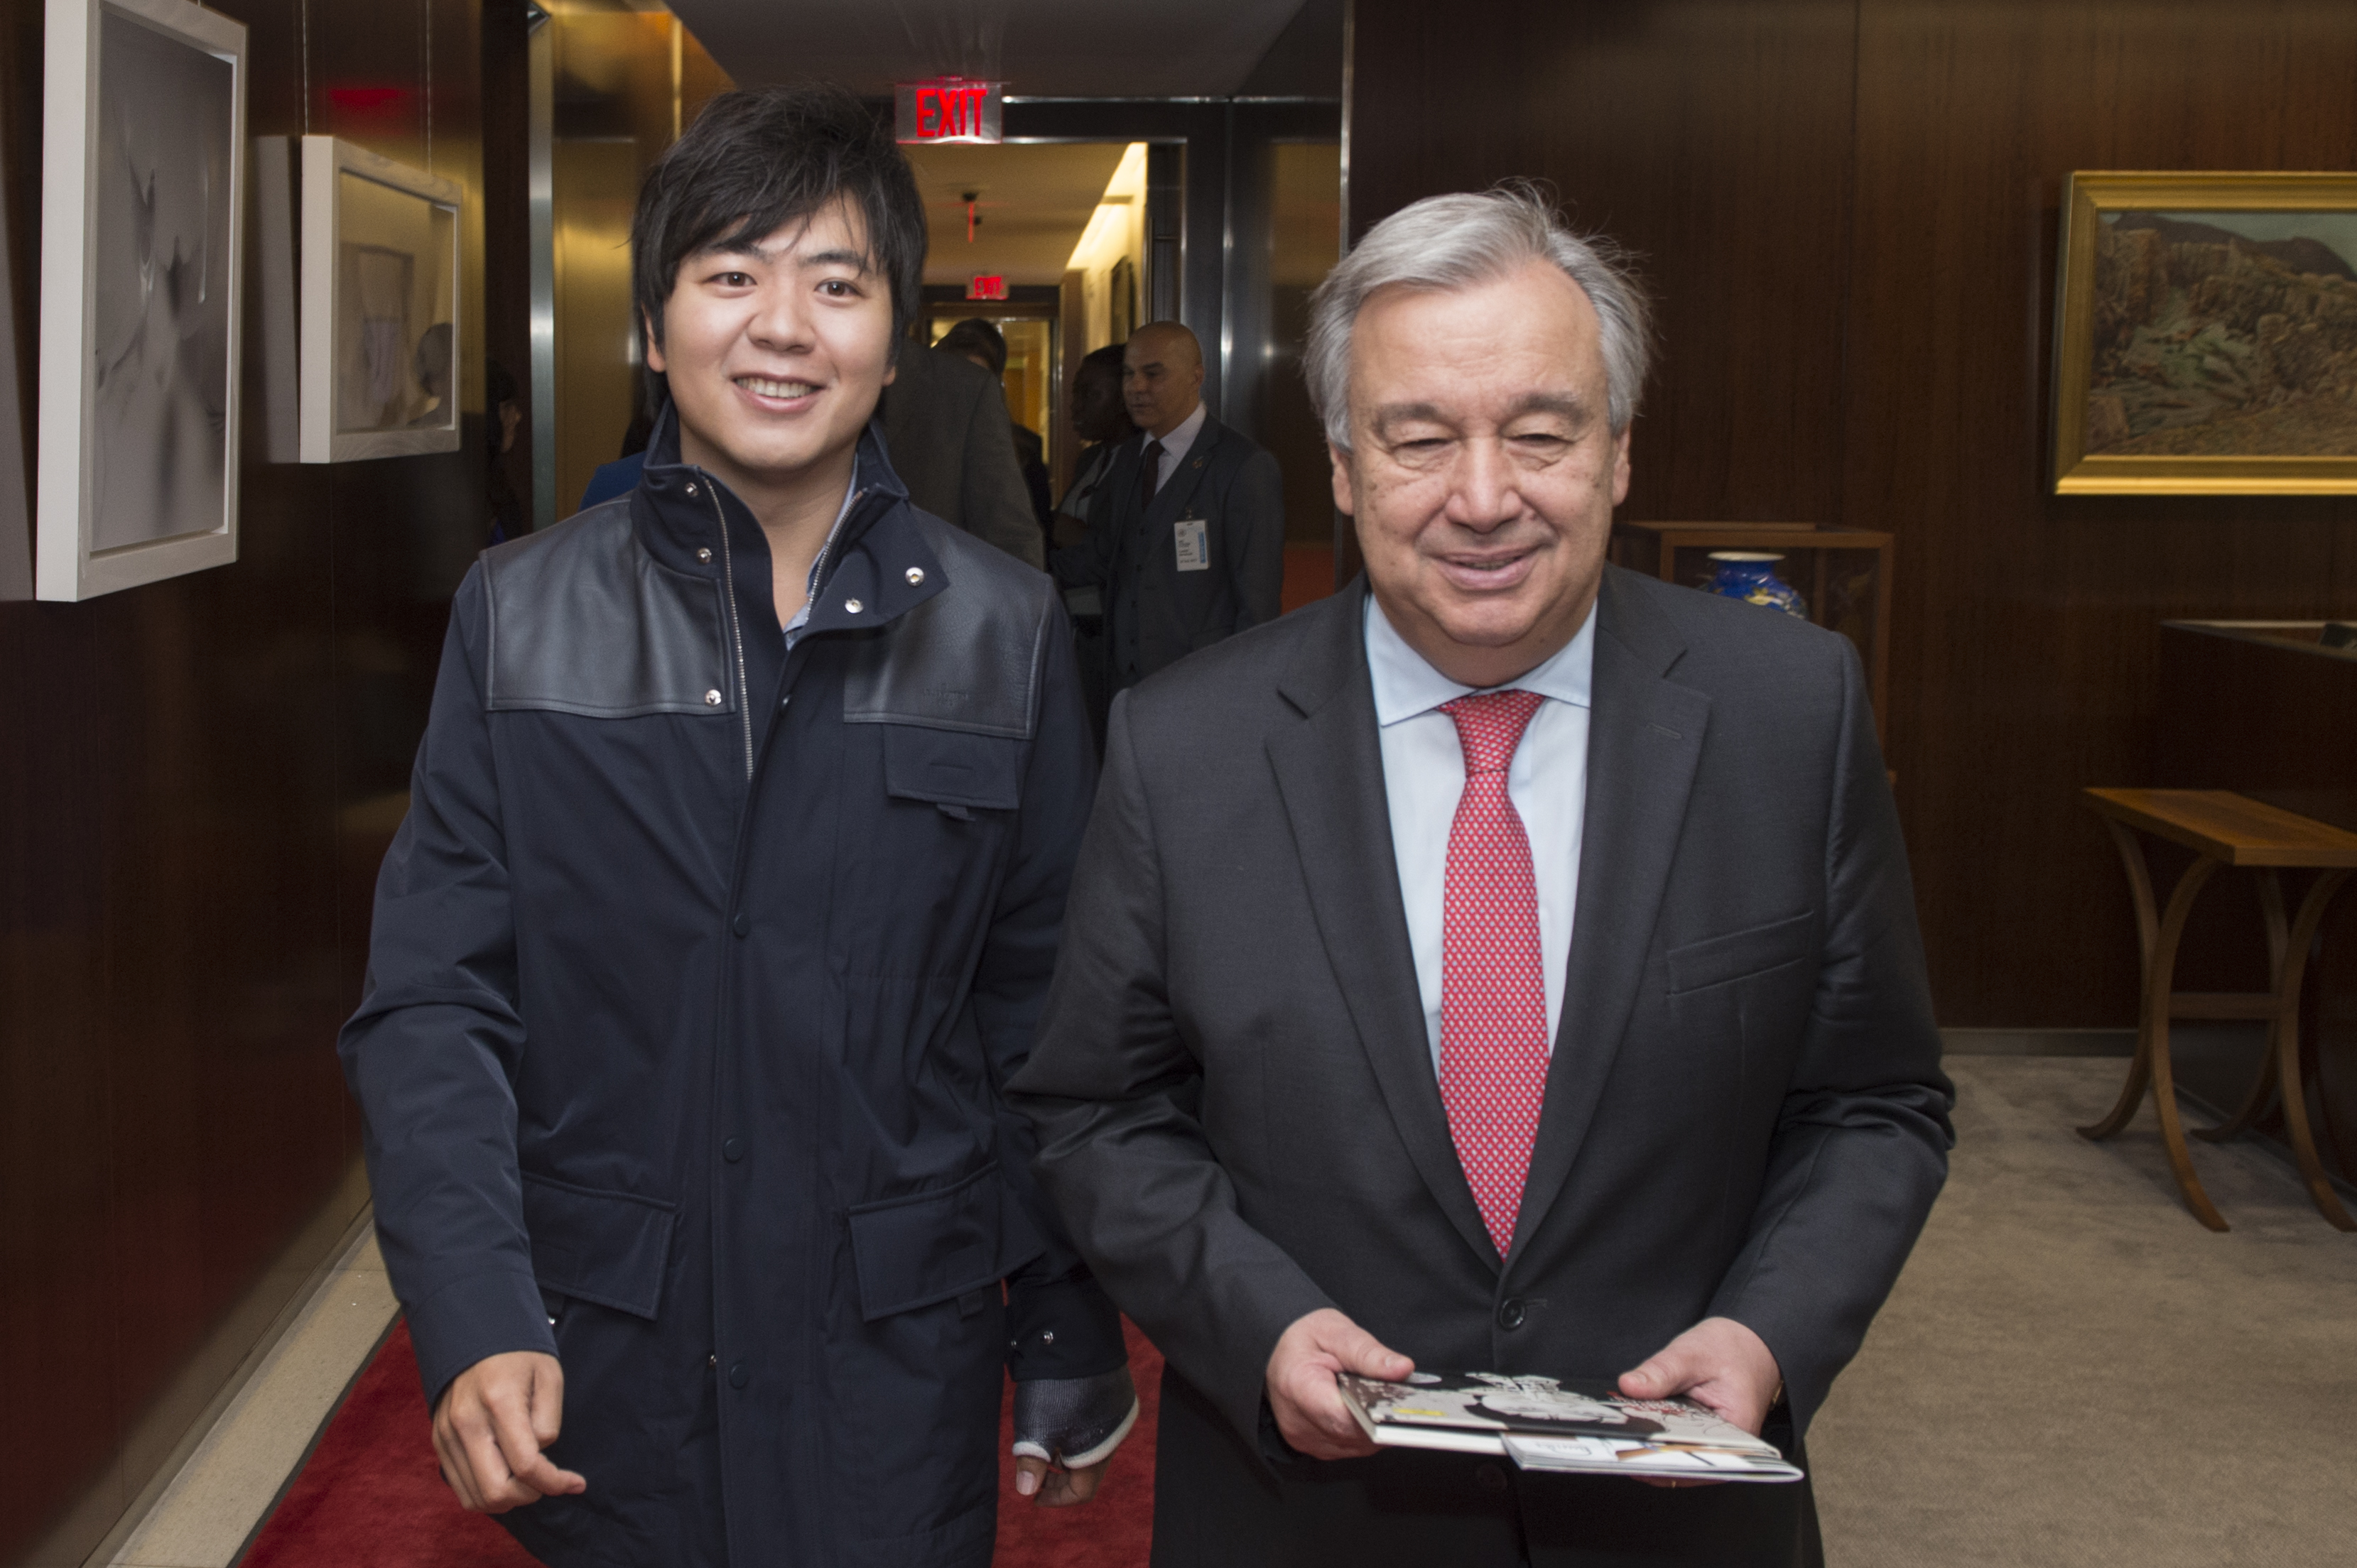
1335,1371 -> 1804,1484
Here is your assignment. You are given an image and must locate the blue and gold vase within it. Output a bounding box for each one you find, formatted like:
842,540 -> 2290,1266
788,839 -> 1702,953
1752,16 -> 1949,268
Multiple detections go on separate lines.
1704,551 -> 1807,619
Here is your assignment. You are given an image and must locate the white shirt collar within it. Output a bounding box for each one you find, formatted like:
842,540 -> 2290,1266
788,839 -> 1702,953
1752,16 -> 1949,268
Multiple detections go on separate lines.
1363,589 -> 1596,726
1148,401 -> 1208,459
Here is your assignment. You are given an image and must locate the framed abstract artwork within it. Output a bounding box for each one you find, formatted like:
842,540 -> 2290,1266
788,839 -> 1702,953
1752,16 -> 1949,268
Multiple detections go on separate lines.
298,136 -> 464,463
2054,170 -> 2357,494
36,0 -> 246,600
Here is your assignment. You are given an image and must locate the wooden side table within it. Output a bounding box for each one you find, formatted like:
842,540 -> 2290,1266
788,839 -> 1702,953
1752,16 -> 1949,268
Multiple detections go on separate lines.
2080,788 -> 2357,1231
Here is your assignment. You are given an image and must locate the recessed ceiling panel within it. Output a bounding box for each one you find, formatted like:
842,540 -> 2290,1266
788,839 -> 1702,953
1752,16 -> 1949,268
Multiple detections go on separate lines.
906,141 -> 1128,286
668,0 -> 1311,98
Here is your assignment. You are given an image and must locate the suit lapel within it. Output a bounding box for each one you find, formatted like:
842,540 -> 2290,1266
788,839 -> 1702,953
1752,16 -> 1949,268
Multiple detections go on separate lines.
1510,570 -> 1711,1261
1267,581 -> 1499,1270
1093,435 -> 1145,533
1147,419 -> 1222,528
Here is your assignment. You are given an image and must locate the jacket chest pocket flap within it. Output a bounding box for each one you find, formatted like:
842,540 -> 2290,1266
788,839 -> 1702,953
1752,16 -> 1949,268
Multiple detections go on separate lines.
847,1163 -> 1044,1322
522,1172 -> 678,1319
1665,911 -> 1817,994
882,725 -> 1024,812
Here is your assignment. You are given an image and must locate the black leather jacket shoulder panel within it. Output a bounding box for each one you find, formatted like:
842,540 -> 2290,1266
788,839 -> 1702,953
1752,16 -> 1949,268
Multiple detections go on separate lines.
479,499 -> 735,719
841,511 -> 1056,741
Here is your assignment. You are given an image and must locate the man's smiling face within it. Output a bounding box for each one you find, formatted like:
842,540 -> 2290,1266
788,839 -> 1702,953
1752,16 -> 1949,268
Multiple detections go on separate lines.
1333,258 -> 1630,689
646,196 -> 897,494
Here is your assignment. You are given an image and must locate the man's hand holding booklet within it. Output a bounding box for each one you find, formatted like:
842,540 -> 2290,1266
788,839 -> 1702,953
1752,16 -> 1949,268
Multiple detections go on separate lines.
1334,1371 -> 1804,1484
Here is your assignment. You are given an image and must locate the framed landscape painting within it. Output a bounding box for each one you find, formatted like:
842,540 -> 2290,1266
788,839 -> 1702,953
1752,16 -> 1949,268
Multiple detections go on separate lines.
2054,171 -> 2357,494
37,0 -> 245,599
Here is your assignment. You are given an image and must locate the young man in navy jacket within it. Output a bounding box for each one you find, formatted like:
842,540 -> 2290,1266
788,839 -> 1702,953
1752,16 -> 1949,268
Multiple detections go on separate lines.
340,85 -> 1132,1567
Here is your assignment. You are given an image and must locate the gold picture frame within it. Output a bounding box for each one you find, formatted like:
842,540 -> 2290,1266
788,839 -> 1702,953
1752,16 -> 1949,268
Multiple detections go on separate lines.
2053,170 -> 2357,494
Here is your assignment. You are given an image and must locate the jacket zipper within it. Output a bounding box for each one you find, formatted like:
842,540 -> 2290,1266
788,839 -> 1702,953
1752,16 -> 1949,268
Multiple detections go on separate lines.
701,474 -> 757,782
799,487 -> 863,628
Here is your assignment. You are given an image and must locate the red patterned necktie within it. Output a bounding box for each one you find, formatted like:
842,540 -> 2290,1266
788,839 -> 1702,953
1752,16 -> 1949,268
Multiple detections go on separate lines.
1437,688 -> 1551,1257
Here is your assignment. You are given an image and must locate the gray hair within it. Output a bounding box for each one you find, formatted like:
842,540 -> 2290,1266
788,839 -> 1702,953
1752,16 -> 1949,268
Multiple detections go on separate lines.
1304,186 -> 1652,449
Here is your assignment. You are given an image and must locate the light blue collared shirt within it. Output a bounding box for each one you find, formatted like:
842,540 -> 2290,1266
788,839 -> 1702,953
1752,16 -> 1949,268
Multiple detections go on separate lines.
780,469 -> 866,650
1144,401 -> 1207,494
1364,593 -> 1595,1072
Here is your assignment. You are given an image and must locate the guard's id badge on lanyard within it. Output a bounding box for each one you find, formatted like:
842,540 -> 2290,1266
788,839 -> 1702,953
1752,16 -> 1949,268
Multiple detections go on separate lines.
1174,514 -> 1210,572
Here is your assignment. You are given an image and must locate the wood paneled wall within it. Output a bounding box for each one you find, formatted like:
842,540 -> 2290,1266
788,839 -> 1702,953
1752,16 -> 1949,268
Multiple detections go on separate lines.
0,3 -> 489,1562
1350,0 -> 2357,1025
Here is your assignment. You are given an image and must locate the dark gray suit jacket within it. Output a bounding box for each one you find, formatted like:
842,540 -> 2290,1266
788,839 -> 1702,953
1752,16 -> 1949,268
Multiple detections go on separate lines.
882,341 -> 1045,570
1012,570 -> 1952,1566
1053,414 -> 1284,691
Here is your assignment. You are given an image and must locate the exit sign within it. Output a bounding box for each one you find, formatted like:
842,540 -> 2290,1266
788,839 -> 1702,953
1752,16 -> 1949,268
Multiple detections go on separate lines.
896,77 -> 1003,144
967,275 -> 1008,301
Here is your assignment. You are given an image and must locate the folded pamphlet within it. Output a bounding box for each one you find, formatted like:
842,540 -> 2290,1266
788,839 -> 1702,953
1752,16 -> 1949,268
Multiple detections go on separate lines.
1335,1370 -> 1804,1484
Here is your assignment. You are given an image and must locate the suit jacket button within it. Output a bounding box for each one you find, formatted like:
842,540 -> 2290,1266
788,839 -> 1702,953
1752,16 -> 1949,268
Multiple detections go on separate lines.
722,1137 -> 744,1163
727,1361 -> 749,1389
1475,1462 -> 1509,1494
732,913 -> 749,937
1496,1298 -> 1526,1330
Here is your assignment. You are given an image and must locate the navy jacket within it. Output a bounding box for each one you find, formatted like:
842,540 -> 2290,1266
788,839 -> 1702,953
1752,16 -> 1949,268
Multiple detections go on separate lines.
341,412 -> 1122,1567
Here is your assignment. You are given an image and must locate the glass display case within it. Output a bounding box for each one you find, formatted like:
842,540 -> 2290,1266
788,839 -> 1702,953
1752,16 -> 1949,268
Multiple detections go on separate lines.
1608,521 -> 1894,731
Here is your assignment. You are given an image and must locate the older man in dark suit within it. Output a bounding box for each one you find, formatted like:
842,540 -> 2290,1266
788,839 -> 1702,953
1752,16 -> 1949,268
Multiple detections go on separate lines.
1053,322 -> 1284,729
1012,189 -> 1953,1566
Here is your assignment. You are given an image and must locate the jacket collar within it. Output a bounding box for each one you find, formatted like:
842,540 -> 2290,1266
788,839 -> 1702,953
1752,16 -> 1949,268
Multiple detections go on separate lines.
629,401 -> 941,633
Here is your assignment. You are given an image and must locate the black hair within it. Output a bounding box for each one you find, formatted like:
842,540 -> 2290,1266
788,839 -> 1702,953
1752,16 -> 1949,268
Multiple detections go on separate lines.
935,317 -> 1008,376
1079,342 -> 1126,376
629,85 -> 926,391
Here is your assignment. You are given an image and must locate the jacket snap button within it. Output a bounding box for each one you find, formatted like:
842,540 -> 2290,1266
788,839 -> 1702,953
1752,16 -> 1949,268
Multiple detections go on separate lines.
844,598 -> 864,614
727,1361 -> 748,1389
686,482 -> 698,496
731,913 -> 749,937
703,690 -> 722,707
1497,1298 -> 1526,1330
696,548 -> 712,563
722,1137 -> 744,1163
1475,1462 -> 1508,1494
905,567 -> 924,585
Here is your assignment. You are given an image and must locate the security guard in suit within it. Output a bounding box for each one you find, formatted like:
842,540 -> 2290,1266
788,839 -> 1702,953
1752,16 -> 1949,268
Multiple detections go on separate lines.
1053,322 -> 1285,736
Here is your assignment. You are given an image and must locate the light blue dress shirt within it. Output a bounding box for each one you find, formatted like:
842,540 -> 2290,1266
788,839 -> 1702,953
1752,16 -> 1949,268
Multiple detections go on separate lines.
1364,593 -> 1595,1073
781,472 -> 864,650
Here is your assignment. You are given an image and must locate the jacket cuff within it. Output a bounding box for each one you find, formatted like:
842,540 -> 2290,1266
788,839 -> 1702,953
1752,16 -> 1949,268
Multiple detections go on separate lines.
405,1268 -> 559,1410
1005,1273 -> 1127,1381
1701,1294 -> 1824,1435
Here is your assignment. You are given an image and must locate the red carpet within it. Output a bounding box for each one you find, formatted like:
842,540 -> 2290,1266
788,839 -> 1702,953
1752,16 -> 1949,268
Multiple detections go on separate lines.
244,1320 -> 1160,1566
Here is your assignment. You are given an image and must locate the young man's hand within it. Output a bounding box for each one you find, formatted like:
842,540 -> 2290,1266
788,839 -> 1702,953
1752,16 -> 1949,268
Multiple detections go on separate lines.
433,1351 -> 587,1513
1012,1454 -> 1108,1506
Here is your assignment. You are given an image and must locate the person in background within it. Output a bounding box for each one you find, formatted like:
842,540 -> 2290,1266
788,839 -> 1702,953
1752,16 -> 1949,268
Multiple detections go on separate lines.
342,83 -> 1131,1568
1051,342 -> 1134,748
1051,320 -> 1284,736
936,317 -> 1055,548
577,322 -> 1044,577
1012,188 -> 1952,1567
485,360 -> 525,545
1053,342 -> 1133,548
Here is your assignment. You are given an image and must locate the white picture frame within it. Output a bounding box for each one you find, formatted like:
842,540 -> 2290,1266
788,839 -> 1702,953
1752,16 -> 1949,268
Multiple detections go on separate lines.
36,0 -> 246,601
300,136 -> 464,463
